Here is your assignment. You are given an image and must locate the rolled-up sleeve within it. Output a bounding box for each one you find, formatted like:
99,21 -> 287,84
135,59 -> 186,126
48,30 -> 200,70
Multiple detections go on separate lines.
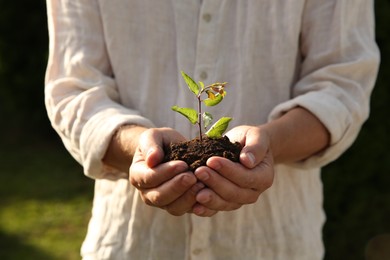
269,0 -> 380,168
44,0 -> 154,179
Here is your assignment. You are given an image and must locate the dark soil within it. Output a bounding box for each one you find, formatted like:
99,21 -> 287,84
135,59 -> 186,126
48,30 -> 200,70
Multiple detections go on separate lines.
164,136 -> 242,172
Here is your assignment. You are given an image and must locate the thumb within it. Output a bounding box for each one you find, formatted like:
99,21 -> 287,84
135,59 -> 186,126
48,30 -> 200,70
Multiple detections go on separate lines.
140,128 -> 187,168
239,127 -> 269,168
137,129 -> 165,168
145,146 -> 165,168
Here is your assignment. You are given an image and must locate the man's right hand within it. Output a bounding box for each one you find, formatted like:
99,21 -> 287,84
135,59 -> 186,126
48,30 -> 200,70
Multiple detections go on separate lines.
129,128 -> 210,216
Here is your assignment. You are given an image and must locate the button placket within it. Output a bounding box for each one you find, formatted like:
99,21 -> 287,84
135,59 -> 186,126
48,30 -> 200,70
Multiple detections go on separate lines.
194,2 -> 220,85
192,248 -> 202,255
189,2 -> 221,258
189,215 -> 210,259
202,13 -> 212,23
199,71 -> 208,80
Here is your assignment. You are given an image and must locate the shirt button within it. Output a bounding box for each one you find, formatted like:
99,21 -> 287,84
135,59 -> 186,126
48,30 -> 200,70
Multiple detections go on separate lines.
200,71 -> 208,80
192,248 -> 202,255
202,13 -> 212,22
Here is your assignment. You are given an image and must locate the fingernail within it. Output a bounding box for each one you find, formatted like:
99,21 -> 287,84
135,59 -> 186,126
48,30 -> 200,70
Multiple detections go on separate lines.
197,192 -> 211,204
246,152 -> 255,166
191,182 -> 205,193
208,159 -> 221,171
193,205 -> 205,215
182,175 -> 194,186
146,147 -> 156,158
175,164 -> 188,173
195,169 -> 210,181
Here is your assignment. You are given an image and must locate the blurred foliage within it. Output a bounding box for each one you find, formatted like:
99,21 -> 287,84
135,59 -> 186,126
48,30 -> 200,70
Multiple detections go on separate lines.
0,0 -> 389,259
0,0 -> 51,142
0,142 -> 93,259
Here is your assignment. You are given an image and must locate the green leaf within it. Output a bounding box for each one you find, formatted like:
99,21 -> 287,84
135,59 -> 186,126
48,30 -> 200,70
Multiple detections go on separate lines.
171,106 -> 198,124
203,93 -> 224,106
199,81 -> 205,90
203,112 -> 213,129
181,71 -> 199,96
205,117 -> 232,138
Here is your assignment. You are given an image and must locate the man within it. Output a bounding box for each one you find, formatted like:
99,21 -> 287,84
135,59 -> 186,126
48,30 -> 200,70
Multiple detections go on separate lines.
45,1 -> 379,259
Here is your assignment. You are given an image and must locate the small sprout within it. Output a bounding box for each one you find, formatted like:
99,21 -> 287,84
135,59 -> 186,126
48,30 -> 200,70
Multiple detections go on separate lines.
171,71 -> 232,141
205,117 -> 232,138
171,106 -> 198,124
203,112 -> 213,129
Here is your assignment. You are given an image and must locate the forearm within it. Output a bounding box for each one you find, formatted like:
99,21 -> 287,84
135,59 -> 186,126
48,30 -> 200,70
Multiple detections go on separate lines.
261,107 -> 330,164
103,125 -> 148,172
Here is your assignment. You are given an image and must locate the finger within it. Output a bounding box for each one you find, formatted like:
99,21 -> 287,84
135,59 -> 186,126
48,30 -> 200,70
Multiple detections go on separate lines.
130,160 -> 188,189
164,182 -> 205,216
195,188 -> 243,211
138,128 -> 187,168
192,203 -> 218,217
206,156 -> 273,192
145,146 -> 165,168
141,171 -> 197,207
238,127 -> 269,169
195,165 -> 260,205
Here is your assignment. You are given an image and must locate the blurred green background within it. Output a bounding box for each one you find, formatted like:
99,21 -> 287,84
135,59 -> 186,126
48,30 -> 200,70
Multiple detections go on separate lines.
0,1 -> 389,259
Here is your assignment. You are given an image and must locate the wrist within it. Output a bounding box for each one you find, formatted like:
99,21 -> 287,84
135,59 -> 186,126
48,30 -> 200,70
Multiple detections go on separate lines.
103,124 -> 148,172
260,107 -> 330,164
257,124 -> 278,161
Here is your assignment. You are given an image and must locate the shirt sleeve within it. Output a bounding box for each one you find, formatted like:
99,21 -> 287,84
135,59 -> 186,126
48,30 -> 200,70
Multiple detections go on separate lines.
268,0 -> 380,168
45,0 -> 155,179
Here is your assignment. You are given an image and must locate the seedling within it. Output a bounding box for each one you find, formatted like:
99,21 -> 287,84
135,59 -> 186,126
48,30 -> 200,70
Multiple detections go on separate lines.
172,71 -> 232,141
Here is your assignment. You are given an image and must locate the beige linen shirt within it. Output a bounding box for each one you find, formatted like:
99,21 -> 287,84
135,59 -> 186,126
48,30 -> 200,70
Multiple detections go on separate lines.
45,0 -> 379,259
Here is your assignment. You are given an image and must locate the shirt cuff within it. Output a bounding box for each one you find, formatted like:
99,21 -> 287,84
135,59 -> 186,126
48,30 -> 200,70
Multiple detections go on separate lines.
79,106 -> 155,179
268,91 -> 361,169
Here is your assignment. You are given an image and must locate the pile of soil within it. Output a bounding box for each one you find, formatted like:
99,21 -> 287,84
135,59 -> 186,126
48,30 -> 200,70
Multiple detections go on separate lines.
164,136 -> 242,172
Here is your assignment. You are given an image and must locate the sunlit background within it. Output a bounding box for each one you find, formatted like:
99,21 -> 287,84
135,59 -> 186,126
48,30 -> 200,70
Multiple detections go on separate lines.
0,1 -> 389,259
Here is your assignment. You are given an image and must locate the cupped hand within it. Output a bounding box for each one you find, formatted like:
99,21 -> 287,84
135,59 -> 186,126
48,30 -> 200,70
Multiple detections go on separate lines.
192,125 -> 274,217
129,128 -> 211,216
